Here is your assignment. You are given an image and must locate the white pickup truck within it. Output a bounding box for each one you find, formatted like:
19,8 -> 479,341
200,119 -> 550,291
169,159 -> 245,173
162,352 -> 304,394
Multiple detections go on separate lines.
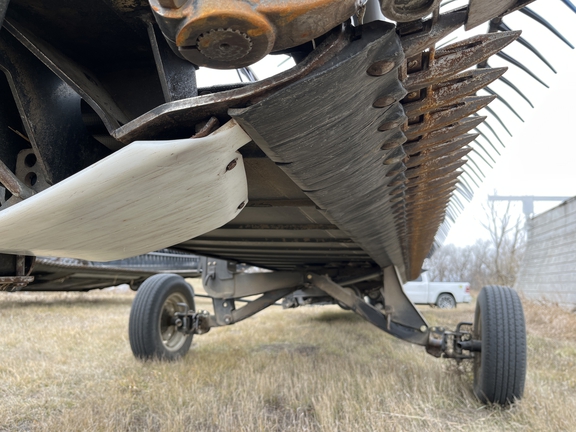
403,271 -> 472,308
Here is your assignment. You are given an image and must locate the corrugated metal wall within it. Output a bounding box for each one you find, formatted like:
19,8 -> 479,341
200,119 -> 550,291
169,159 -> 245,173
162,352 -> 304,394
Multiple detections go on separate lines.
515,197 -> 576,307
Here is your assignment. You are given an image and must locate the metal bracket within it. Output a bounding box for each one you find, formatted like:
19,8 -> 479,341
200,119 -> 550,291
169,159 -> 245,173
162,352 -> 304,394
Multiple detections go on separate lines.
381,266 -> 428,330
172,302 -> 211,335
210,288 -> 295,327
426,321 -> 479,359
148,22 -> 198,103
200,257 -> 304,298
212,298 -> 236,326
307,272 -> 429,346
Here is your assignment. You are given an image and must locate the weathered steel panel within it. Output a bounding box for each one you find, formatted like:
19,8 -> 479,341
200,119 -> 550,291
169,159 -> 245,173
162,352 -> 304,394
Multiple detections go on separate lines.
232,21 -> 409,275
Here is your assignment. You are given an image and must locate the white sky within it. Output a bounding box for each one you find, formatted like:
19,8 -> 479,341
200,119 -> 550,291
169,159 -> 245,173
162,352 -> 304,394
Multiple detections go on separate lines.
196,2 -> 576,247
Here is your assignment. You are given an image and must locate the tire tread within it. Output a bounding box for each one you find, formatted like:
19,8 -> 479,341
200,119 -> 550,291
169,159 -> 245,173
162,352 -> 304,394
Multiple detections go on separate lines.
129,274 -> 195,361
474,285 -> 526,404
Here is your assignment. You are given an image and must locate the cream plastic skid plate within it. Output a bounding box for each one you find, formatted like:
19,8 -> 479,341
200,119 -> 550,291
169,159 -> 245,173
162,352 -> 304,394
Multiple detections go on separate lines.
0,120 -> 251,261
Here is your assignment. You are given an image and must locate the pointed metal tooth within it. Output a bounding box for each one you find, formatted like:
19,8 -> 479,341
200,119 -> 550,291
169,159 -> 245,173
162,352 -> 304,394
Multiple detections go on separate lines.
403,31 -> 520,91
406,160 -> 466,180
482,105 -> 512,138
407,209 -> 450,224
404,116 -> 485,155
407,170 -> 461,190
406,199 -> 457,219
410,210 -> 450,224
432,145 -> 473,166
403,67 -> 506,117
405,200 -> 455,218
496,51 -> 549,88
408,163 -> 463,185
405,95 -> 495,139
387,173 -> 407,188
401,8 -> 468,58
405,197 -> 454,214
405,134 -> 477,168
497,21 -> 557,73
483,86 -> 524,122
425,135 -> 477,160
562,0 -> 576,13
520,7 -> 575,49
497,75 -> 534,108
417,147 -> 472,176
406,189 -> 453,205
408,218 -> 451,231
406,154 -> 468,178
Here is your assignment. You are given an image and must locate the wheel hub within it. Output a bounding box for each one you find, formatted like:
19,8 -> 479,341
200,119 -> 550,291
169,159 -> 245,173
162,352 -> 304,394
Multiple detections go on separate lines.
159,292 -> 189,351
197,28 -> 253,62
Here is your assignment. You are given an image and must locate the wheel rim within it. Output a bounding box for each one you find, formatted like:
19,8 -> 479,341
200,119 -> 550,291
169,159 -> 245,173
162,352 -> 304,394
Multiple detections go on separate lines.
158,292 -> 189,352
437,295 -> 455,309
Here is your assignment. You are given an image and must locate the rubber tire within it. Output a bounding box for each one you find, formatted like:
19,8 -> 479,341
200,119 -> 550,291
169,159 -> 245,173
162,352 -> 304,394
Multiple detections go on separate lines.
129,274 -> 195,361
436,293 -> 456,309
473,285 -> 527,405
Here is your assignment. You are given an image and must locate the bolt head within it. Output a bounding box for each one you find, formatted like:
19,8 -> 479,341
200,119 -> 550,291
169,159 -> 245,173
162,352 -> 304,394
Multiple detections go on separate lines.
306,274 -> 313,280
420,325 -> 427,332
378,118 -> 404,132
226,158 -> 238,172
367,60 -> 396,77
373,96 -> 396,108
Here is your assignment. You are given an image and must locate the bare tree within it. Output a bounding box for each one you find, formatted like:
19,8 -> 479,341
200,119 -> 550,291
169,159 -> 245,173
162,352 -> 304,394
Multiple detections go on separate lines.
424,198 -> 526,290
426,239 -> 494,291
480,200 -> 526,286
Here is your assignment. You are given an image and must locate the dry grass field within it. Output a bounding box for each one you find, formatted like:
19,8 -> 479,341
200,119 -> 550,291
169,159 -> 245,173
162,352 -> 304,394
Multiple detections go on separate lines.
0,284 -> 575,431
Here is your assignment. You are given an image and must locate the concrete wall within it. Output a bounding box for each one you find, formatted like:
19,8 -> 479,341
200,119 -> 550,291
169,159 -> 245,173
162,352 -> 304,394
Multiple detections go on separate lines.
515,197 -> 576,307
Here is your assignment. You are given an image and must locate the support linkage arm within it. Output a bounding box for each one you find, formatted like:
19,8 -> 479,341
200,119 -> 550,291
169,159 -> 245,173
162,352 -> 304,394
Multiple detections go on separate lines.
174,257 -> 478,360
307,268 -> 479,360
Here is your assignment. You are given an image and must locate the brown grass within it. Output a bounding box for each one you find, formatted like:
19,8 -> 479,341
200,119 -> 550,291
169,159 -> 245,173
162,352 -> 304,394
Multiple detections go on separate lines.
0,286 -> 575,431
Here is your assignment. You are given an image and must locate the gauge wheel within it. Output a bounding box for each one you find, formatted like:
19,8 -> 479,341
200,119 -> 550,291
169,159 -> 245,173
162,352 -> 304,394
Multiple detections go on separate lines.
436,293 -> 456,309
129,273 -> 196,361
473,285 -> 526,405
